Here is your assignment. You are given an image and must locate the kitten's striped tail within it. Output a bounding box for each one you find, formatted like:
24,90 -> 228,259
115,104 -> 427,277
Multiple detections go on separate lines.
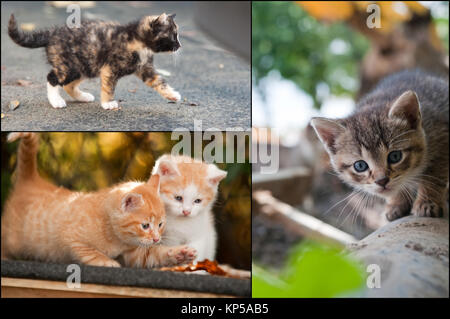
7,133 -> 39,181
8,14 -> 50,48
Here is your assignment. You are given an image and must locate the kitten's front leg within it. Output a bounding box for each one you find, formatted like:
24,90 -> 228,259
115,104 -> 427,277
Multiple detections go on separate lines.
412,183 -> 447,218
384,192 -> 413,221
100,65 -> 119,110
122,245 -> 197,268
136,66 -> 181,102
71,243 -> 121,267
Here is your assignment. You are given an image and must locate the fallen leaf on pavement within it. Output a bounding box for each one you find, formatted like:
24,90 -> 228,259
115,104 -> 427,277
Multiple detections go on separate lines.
9,100 -> 20,110
1,113 -> 5,119
128,89 -> 136,93
17,79 -> 32,86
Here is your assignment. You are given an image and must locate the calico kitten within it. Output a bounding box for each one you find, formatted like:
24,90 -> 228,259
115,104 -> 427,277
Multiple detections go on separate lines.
124,155 -> 227,266
8,13 -> 181,110
311,70 -> 449,221
1,133 -> 196,267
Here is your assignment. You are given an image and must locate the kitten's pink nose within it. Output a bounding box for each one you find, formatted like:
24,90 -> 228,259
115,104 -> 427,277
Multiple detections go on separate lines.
153,237 -> 160,243
182,210 -> 191,216
375,176 -> 390,188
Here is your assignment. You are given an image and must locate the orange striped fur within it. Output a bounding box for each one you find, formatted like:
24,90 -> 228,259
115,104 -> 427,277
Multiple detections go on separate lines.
1,133 -> 196,267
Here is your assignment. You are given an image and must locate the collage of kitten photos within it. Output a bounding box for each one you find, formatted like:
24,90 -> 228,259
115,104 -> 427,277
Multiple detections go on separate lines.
0,0 -> 448,311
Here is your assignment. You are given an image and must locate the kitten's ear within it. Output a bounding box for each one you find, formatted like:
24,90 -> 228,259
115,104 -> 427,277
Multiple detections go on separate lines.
147,174 -> 160,193
154,13 -> 169,25
155,158 -> 180,179
168,13 -> 176,19
310,117 -> 346,153
388,90 -> 421,128
207,164 -> 227,186
121,193 -> 143,213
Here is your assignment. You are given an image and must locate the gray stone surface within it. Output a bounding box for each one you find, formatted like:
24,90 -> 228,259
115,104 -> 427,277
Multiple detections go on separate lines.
1,1 -> 250,131
348,216 -> 449,297
1,259 -> 251,296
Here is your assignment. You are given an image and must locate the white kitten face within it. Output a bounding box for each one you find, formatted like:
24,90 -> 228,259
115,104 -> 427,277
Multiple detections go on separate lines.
162,183 -> 210,218
153,155 -> 227,219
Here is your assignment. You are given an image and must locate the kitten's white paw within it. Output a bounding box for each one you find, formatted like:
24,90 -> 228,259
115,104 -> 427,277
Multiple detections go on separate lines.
76,91 -> 95,102
47,83 -> 67,108
164,89 -> 181,102
101,100 -> 119,110
49,96 -> 67,108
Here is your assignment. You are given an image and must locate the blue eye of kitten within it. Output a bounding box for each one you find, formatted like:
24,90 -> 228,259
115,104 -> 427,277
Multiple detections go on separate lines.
175,196 -> 183,201
142,223 -> 150,230
354,160 -> 369,172
194,199 -> 202,204
388,150 -> 402,164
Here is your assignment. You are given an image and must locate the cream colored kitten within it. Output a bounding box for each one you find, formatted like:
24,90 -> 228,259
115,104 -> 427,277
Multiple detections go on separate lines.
153,155 -> 227,262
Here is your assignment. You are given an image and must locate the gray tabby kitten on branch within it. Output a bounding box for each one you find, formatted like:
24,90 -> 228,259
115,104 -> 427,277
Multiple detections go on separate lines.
311,70 -> 448,221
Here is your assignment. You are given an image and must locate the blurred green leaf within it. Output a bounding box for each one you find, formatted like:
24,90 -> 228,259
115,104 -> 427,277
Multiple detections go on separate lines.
252,242 -> 365,297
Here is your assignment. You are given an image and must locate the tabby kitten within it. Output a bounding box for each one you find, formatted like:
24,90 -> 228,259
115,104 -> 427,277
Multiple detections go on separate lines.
8,13 -> 181,110
124,155 -> 227,266
311,70 -> 448,221
1,133 -> 196,267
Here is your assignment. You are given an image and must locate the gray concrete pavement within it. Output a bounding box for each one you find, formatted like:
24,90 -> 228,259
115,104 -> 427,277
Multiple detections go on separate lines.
1,1 -> 250,131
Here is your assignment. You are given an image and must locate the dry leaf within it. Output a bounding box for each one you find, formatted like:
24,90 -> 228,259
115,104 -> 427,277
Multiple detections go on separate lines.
128,89 -> 136,93
17,79 -> 32,86
160,259 -> 249,278
1,113 -> 5,119
219,64 -> 224,69
9,100 -> 20,110
189,102 -> 199,106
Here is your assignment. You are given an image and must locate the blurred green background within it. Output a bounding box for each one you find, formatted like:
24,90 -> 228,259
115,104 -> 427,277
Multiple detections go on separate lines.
1,132 -> 251,270
252,1 -> 449,109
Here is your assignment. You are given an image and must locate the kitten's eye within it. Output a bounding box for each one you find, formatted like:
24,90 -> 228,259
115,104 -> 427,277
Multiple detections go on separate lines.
194,199 -> 202,204
175,195 -> 183,201
158,222 -> 163,228
353,160 -> 369,172
141,223 -> 150,230
388,151 -> 402,164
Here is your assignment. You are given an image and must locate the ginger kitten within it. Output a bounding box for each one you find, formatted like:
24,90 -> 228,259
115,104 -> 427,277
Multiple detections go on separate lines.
125,155 -> 227,266
8,13 -> 181,110
1,133 -> 196,268
311,70 -> 448,221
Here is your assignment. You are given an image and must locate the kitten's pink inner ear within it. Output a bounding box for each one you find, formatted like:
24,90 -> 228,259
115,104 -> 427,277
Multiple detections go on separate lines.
158,160 -> 179,178
388,90 -> 421,128
310,118 -> 345,151
122,193 -> 143,212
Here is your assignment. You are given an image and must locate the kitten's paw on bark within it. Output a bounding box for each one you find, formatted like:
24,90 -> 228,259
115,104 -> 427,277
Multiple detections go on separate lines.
75,91 -> 95,102
101,100 -> 119,110
412,199 -> 443,218
167,246 -> 197,265
385,205 -> 410,221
